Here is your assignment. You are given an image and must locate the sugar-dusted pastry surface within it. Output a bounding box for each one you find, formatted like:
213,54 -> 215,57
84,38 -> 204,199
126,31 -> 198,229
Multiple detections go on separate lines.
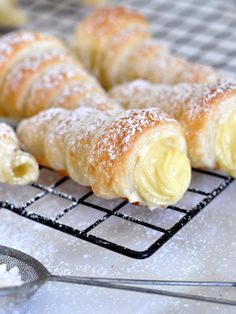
215,109 -> 236,177
0,31 -> 119,118
0,123 -> 38,185
17,107 -> 191,209
81,0 -> 110,5
72,6 -> 218,89
110,80 -> 236,177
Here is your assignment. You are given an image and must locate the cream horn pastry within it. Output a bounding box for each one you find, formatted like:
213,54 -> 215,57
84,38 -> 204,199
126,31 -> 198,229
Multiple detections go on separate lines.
0,31 -> 119,118
0,0 -> 25,28
17,107 -> 191,209
110,80 -> 236,177
0,123 -> 38,184
81,0 -> 111,5
72,6 -> 218,89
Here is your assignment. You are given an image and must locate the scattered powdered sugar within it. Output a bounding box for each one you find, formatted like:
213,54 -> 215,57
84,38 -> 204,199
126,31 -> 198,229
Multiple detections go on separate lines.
0,123 -> 18,144
51,81 -> 115,110
0,31 -> 35,64
110,79 -> 236,121
6,48 -> 70,92
0,264 -> 23,287
187,80 -> 236,119
30,63 -> 85,92
23,107 -> 67,129
79,6 -> 146,37
109,23 -> 148,47
46,107 -> 94,147
76,7 -> 217,86
91,108 -> 176,164
124,36 -> 217,86
25,63 -> 92,111
110,79 -> 202,119
19,107 -> 171,187
54,81 -> 103,104
0,29 -> 120,116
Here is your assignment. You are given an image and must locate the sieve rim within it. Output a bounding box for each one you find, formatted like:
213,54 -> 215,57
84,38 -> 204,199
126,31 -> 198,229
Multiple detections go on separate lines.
0,245 -> 50,297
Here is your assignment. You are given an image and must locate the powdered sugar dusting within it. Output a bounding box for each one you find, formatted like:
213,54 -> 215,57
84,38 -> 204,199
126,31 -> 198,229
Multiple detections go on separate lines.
76,7 -> 218,86
110,79 -> 202,119
51,81 -> 115,110
31,63 -> 86,92
51,107 -> 119,157
110,79 -> 236,121
19,107 -> 171,189
0,30 -> 119,117
0,264 -> 23,287
132,39 -> 217,86
47,107 -> 95,147
0,31 -> 35,64
91,108 -> 176,164
5,48 -> 70,92
79,6 -> 147,37
21,108 -> 67,129
68,107 -> 119,147
0,123 -> 17,143
55,81 -> 103,104
186,80 -> 236,119
25,63 -> 92,113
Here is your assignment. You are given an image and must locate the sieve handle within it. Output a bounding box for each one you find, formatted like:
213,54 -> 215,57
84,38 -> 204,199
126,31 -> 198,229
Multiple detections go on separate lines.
51,276 -> 236,287
49,275 -> 236,306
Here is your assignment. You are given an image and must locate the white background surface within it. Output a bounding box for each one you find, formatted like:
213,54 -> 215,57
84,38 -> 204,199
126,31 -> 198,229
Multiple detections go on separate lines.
0,178 -> 236,314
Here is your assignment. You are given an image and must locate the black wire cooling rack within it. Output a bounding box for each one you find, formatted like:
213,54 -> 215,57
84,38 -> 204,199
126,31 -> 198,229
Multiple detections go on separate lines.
0,0 -> 235,259
0,167 -> 233,259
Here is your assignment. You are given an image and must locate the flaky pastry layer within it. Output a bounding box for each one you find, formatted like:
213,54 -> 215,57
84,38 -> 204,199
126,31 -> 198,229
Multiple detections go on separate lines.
72,6 -> 218,88
110,80 -> 236,177
0,30 -> 119,118
17,107 -> 191,209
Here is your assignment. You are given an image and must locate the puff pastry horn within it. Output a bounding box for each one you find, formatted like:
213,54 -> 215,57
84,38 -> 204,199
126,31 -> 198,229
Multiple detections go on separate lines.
72,6 -> 218,89
0,31 -> 118,118
110,80 -> 236,177
0,0 -> 25,28
81,0 -> 110,5
0,123 -> 38,185
17,107 -> 191,209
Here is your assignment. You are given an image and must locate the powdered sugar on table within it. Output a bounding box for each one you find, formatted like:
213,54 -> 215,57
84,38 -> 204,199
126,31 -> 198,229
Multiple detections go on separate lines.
0,264 -> 23,288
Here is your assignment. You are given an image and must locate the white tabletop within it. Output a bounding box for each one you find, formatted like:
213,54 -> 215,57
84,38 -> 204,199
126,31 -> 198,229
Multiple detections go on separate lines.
0,179 -> 235,314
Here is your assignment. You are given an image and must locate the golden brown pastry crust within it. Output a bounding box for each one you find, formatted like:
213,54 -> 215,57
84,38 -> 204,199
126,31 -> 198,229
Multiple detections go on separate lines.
72,6 -> 218,88
88,109 -> 183,197
110,80 -> 236,171
0,31 -> 119,118
17,107 -> 189,208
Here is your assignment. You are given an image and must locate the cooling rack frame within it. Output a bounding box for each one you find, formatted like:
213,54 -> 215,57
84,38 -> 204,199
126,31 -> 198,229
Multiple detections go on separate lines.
0,167 -> 233,259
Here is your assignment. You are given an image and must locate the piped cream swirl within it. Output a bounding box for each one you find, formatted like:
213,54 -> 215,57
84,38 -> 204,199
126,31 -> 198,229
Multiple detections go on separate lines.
215,111 -> 236,177
134,138 -> 191,208
0,123 -> 39,185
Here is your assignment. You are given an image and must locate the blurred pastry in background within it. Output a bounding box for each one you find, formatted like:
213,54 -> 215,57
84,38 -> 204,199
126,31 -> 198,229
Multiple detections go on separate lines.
80,0 -> 111,6
110,80 -> 236,177
0,123 -> 38,185
72,6 -> 218,89
0,30 -> 119,119
0,0 -> 25,28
